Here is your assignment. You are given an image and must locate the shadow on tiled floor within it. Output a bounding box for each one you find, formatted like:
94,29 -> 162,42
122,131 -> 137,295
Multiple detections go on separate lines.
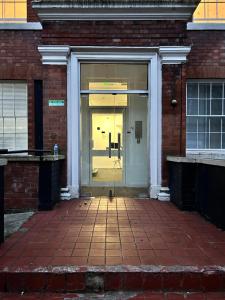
1,197 -> 225,268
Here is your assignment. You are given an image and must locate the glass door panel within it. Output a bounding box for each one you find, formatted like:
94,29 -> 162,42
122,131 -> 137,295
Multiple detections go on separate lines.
91,111 -> 124,186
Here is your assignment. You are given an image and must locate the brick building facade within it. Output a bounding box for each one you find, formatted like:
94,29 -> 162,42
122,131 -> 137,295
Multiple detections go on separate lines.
0,0 -> 225,209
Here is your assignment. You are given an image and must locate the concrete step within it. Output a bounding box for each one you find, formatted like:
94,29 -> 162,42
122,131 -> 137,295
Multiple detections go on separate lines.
0,265 -> 225,293
1,291 -> 225,299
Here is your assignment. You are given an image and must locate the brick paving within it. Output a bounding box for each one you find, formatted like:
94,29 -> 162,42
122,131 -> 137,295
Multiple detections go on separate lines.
1,197 -> 225,268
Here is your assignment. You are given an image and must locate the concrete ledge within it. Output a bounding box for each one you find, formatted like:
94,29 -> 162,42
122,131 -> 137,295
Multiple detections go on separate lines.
0,265 -> 225,293
167,155 -> 225,167
187,22 -> 225,31
0,22 -> 43,31
0,155 -> 65,162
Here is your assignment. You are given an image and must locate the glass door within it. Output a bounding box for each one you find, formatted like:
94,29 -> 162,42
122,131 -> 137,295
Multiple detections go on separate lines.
91,109 -> 124,192
80,62 -> 149,197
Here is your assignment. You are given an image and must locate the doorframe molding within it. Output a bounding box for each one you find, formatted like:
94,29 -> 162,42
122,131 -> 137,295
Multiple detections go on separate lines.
67,49 -> 162,199
37,45 -> 191,199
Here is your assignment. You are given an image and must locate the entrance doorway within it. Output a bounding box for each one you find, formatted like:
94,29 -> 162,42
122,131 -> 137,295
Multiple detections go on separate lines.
80,63 -> 149,197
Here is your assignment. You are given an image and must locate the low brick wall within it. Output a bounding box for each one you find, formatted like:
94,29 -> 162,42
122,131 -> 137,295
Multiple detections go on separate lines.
4,162 -> 39,210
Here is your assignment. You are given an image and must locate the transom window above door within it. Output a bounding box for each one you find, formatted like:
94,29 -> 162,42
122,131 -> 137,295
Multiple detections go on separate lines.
80,63 -> 148,91
187,81 -> 225,152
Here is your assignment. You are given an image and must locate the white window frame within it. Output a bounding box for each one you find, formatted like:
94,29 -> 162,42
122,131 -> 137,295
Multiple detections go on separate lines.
0,81 -> 28,151
186,79 -> 225,157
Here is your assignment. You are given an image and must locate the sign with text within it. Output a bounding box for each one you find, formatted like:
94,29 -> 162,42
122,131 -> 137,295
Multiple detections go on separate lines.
48,100 -> 64,107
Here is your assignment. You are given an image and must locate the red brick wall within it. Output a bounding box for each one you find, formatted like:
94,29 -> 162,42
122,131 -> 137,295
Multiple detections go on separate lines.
4,162 -> 39,210
41,20 -> 188,46
161,64 -> 187,186
2,0 -> 225,191
187,30 -> 225,78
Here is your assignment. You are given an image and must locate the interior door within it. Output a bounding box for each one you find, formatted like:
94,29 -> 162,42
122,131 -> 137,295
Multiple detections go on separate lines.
90,108 -> 124,196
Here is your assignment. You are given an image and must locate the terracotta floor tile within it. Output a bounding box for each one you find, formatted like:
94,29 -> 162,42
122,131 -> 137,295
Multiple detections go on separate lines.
92,237 -> 105,243
89,249 -> 105,257
106,243 -> 121,250
106,249 -> 122,257
74,242 -> 90,249
106,256 -> 123,265
106,237 -> 120,243
72,249 -> 89,257
88,256 -> 105,265
90,243 -> 105,249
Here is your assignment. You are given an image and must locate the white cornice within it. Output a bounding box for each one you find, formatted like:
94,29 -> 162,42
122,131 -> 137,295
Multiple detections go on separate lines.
38,46 -> 70,65
159,46 -> 191,64
33,7 -> 195,21
38,45 -> 192,65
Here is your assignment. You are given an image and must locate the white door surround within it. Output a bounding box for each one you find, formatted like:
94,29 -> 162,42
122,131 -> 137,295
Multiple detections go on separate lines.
38,45 -> 191,199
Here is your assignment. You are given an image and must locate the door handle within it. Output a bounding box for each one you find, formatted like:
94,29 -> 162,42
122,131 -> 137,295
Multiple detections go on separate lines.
118,133 -> 121,159
109,132 -> 112,158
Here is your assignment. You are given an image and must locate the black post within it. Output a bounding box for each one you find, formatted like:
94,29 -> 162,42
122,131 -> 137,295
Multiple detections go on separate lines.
34,80 -> 43,156
0,167 -> 4,244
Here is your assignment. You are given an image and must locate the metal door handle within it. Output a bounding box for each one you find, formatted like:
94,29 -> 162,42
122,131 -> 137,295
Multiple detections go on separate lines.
109,132 -> 111,158
118,133 -> 121,159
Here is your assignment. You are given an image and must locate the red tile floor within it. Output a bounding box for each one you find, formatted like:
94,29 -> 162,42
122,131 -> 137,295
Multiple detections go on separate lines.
1,197 -> 225,268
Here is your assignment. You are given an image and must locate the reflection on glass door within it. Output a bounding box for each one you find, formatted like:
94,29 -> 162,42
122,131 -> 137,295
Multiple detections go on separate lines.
80,62 -> 149,197
91,111 -> 124,184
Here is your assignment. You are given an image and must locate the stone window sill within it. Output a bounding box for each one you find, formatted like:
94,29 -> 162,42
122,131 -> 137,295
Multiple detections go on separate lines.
0,22 -> 42,30
187,22 -> 225,31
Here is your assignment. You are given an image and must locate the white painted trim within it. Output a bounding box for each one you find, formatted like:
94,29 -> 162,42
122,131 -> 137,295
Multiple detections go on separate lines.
67,49 -> 162,199
159,46 -> 191,64
38,46 -> 70,65
149,53 -> 162,199
187,22 -> 225,31
67,54 -> 80,198
33,6 -> 197,21
39,45 -> 191,199
0,22 -> 42,30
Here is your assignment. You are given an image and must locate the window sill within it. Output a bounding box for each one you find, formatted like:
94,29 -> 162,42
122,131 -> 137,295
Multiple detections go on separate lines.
186,150 -> 225,160
187,22 -> 225,31
0,22 -> 42,30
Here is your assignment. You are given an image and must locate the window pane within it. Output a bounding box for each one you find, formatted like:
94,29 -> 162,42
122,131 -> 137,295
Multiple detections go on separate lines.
187,116 -> 197,132
0,134 -> 3,149
198,117 -> 209,132
210,117 -> 221,132
4,118 -> 15,133
199,99 -> 210,115
3,134 -> 15,150
187,99 -> 198,115
222,117 -> 225,132
15,133 -> 27,150
80,63 -> 148,90
0,118 -> 3,134
199,84 -> 210,99
210,133 -> 221,149
222,133 -> 225,149
187,133 -> 197,149
211,99 -> 222,115
0,0 -> 27,22
15,98 -> 27,116
198,133 -> 209,149
16,117 -> 27,133
212,84 -> 223,98
187,84 -> 198,98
